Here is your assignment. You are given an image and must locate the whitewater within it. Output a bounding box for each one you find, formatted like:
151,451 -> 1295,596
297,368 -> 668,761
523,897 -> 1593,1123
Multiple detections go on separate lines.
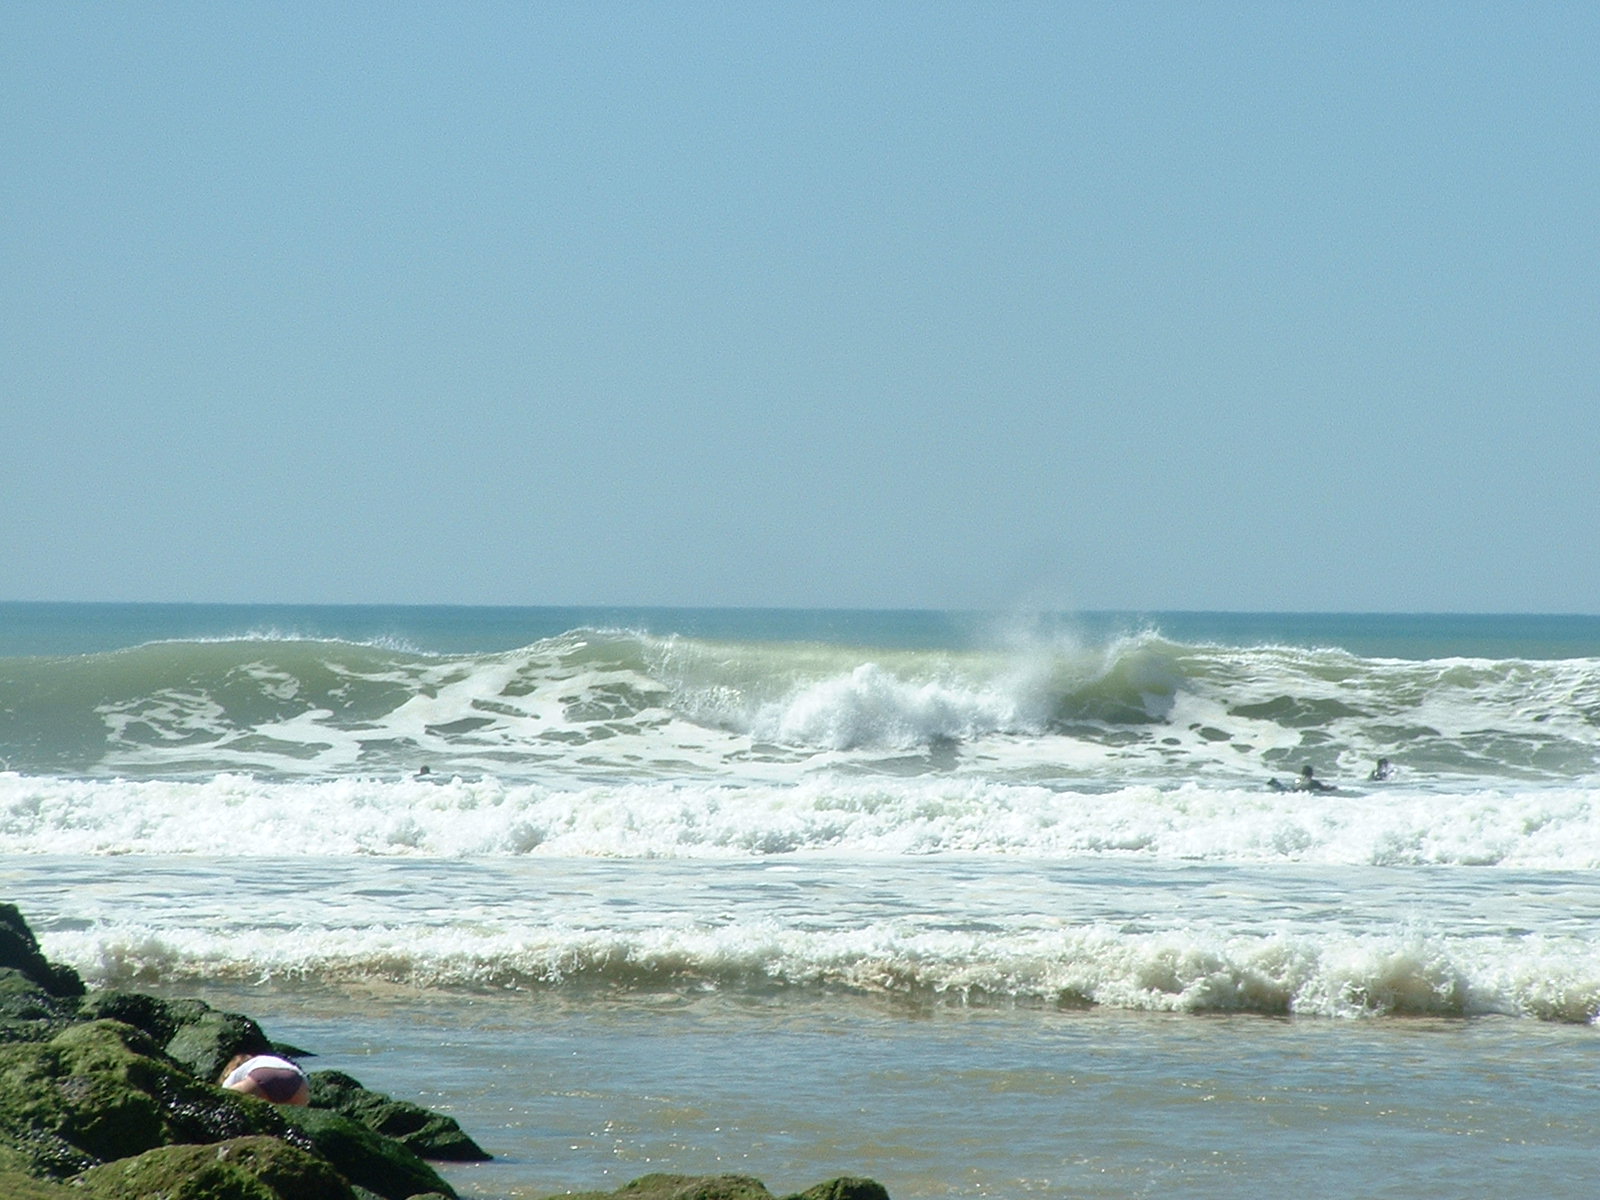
3,603 -> 1599,1198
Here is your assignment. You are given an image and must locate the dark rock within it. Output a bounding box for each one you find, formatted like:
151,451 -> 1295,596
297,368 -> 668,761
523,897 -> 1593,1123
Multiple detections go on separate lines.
0,1023 -> 162,1174
0,1123 -> 96,1181
0,1020 -> 288,1178
75,990 -> 188,1045
74,1135 -> 357,1199
0,969 -> 78,1045
646,1178 -> 774,1200
79,989 -> 311,1086
0,905 -> 83,1000
279,1106 -> 456,1200
0,969 -> 76,1022
0,1167 -> 76,1198
309,1069 -> 491,1161
0,1020 -> 66,1048
782,1180 -> 892,1200
0,906 -> 485,1199
164,1007 -> 275,1083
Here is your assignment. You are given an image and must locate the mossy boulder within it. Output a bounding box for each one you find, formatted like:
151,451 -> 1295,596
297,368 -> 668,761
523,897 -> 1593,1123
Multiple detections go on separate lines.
0,969 -> 77,1022
0,1167 -> 77,1198
0,1020 -> 288,1178
75,1135 -> 357,1199
0,969 -> 78,1045
309,1069 -> 490,1161
0,1015 -> 460,1198
783,1180 -> 891,1200
0,904 -> 84,1001
163,1007 -> 277,1082
279,1106 -> 455,1200
75,990 -> 194,1046
77,989 -> 310,1086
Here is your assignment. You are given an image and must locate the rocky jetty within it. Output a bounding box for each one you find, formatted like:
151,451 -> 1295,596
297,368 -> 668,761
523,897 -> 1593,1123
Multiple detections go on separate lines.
0,903 -> 892,1200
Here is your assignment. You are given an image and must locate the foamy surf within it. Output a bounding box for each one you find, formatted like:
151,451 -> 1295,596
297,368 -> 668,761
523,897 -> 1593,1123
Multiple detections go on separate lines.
4,622 -> 1598,791
43,896 -> 1600,1023
5,772 -> 1600,867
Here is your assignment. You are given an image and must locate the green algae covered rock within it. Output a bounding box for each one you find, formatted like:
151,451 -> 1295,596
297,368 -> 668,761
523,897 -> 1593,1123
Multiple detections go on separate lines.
0,902 -> 492,1200
0,969 -> 78,1045
0,1167 -> 77,1198
782,1180 -> 891,1200
0,904 -> 83,1001
77,989 -> 309,1086
75,1135 -> 357,1200
0,969 -> 77,1023
75,989 -> 197,1046
0,1020 -> 290,1178
0,1014 -> 460,1199
308,1068 -> 490,1161
164,1007 -> 277,1082
279,1106 -> 456,1200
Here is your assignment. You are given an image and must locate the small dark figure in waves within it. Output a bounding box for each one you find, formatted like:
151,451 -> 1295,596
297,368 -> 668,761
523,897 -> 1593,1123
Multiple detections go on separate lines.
1368,757 -> 1395,781
1267,764 -> 1335,793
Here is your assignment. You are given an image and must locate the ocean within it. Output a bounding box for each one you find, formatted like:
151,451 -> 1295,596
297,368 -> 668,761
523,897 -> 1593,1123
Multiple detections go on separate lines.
3,602 -> 1599,1198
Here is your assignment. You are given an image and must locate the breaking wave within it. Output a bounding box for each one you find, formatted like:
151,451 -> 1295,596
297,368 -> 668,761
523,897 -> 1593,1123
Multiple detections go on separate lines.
2,626 -> 1597,789
47,914 -> 1600,1023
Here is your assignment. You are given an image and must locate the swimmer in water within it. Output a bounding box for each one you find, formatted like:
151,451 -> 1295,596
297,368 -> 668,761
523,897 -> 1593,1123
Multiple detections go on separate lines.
1294,765 -> 1333,792
1268,765 -> 1334,793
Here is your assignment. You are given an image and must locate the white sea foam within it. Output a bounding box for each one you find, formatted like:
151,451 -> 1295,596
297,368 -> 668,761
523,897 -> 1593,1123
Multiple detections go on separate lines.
43,915 -> 1600,1022
8,623 -> 1600,792
5,772 -> 1600,867
746,663 -> 1026,749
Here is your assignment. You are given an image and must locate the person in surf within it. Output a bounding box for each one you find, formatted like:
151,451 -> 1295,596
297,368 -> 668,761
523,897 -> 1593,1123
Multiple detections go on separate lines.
1267,764 -> 1335,793
1368,757 -> 1395,781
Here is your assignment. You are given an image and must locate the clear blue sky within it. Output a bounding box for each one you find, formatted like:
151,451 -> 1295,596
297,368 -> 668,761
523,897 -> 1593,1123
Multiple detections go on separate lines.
4,3 -> 1596,612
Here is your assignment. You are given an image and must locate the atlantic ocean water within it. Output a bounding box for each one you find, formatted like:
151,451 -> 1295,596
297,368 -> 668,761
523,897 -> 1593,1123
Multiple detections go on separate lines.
3,602 -> 1600,1198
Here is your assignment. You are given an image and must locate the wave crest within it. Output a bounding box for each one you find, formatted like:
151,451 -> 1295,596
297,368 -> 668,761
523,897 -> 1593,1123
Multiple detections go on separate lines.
48,919 -> 1600,1023
2,626 -> 1598,789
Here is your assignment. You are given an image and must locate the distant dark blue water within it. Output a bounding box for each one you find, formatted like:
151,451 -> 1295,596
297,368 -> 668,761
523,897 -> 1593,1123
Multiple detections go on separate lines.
5,601 -> 1599,658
